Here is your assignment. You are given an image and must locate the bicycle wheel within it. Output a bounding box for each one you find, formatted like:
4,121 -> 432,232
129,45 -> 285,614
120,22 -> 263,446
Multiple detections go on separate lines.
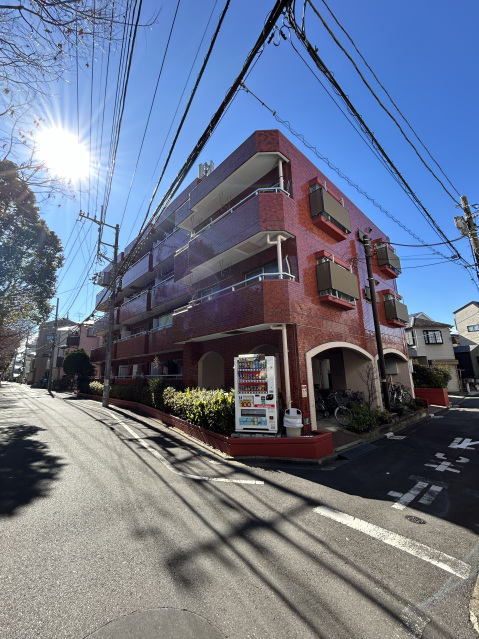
335,405 -> 353,427
401,391 -> 412,404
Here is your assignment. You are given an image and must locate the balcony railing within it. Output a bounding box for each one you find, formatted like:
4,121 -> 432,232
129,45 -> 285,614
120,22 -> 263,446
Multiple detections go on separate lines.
178,187 -> 289,248
193,271 -> 295,305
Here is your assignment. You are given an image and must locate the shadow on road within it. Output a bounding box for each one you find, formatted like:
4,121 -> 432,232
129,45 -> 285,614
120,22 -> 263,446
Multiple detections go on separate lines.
0,424 -> 65,517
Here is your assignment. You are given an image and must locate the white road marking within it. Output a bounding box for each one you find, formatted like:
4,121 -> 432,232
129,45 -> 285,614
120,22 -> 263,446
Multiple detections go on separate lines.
389,481 -> 429,510
107,410 -> 263,485
409,475 -> 448,488
418,485 -> 443,505
313,505 -> 471,579
425,453 -> 469,473
386,432 -> 406,440
449,437 -> 479,450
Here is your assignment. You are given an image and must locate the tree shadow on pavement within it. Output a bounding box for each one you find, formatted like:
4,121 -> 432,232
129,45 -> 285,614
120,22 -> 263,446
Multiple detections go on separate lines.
0,424 -> 65,517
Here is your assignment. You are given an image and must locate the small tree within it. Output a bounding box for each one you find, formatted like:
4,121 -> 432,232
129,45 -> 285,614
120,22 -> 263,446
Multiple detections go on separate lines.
63,349 -> 94,389
357,362 -> 379,408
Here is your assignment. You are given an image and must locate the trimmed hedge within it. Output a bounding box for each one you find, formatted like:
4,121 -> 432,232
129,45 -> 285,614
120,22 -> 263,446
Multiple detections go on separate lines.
412,363 -> 451,389
84,381 -> 235,435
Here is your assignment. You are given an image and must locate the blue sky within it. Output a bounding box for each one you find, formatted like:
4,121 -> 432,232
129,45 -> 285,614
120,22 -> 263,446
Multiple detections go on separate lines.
38,0 -> 479,329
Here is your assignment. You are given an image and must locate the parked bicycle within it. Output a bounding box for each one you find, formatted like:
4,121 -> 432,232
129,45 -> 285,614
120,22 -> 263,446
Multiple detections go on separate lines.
388,383 -> 412,405
326,390 -> 352,426
314,388 -> 330,419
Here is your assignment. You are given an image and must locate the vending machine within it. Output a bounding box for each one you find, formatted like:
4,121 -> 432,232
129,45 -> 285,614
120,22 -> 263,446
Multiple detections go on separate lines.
234,354 -> 278,434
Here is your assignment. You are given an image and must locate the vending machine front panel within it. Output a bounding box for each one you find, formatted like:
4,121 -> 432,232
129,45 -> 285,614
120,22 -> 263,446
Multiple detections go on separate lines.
234,354 -> 278,433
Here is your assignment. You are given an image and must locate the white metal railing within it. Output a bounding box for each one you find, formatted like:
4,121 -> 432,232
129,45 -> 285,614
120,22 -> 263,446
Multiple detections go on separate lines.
123,251 -> 151,286
152,273 -> 174,288
115,330 -> 147,343
153,228 -> 178,250
123,288 -> 149,304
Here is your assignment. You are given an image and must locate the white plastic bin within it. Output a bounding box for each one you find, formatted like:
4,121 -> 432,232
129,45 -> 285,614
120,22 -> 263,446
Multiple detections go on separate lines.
284,408 -> 302,437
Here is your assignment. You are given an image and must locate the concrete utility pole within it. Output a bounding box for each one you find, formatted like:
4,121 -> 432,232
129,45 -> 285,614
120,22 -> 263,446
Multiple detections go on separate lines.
79,211 -> 119,408
459,195 -> 479,272
47,298 -> 59,394
361,236 -> 391,412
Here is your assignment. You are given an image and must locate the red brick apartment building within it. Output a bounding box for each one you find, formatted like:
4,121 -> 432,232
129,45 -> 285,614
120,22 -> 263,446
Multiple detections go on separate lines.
90,130 -> 411,432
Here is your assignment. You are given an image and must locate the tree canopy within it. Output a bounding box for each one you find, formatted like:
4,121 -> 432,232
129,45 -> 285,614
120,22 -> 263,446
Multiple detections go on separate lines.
63,348 -> 94,380
0,159 -> 63,326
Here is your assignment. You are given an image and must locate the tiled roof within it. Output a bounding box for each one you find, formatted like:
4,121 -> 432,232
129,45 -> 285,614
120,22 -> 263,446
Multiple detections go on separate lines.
410,317 -> 452,328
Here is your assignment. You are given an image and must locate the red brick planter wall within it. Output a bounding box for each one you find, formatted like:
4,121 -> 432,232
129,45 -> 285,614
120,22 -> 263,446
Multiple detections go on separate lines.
414,387 -> 449,407
78,394 -> 334,460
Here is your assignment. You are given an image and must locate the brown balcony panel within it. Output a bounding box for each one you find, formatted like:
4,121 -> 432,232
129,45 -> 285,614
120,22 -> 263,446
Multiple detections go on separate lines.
149,326 -> 175,353
93,315 -> 109,335
152,229 -> 189,268
95,289 -> 110,311
174,193 -> 288,281
66,335 -> 80,347
385,298 -> 409,325
151,279 -> 190,313
116,333 -> 149,358
174,280 -> 295,340
122,253 -> 152,290
90,345 -> 107,363
119,291 -> 151,324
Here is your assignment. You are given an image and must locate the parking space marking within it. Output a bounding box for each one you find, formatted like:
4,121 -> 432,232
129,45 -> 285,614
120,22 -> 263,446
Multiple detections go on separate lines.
313,505 -> 471,579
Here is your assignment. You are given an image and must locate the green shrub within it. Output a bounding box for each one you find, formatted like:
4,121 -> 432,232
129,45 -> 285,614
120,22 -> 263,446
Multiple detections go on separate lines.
373,409 -> 393,424
148,377 -> 166,410
88,381 -> 104,396
390,402 -> 405,416
163,387 -> 235,435
412,363 -> 451,388
349,404 -> 377,433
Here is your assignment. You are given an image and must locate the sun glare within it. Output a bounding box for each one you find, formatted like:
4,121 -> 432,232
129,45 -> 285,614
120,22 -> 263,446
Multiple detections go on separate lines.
36,127 -> 90,181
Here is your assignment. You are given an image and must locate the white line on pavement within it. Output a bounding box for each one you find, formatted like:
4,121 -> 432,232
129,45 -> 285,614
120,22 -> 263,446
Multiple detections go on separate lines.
313,505 -> 471,579
418,485 -> 443,506
107,410 -> 264,485
389,481 -> 429,510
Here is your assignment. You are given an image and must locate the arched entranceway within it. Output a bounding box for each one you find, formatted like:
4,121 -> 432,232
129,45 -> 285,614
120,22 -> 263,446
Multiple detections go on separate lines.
384,348 -> 414,395
198,351 -> 225,389
306,342 -> 378,431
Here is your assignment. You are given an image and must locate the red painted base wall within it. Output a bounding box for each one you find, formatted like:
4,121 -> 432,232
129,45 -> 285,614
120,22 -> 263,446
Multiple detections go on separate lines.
78,394 -> 334,460
414,387 -> 449,407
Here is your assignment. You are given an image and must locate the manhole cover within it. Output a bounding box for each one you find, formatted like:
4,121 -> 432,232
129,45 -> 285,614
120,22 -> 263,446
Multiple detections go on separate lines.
405,515 -> 426,525
85,608 -> 226,639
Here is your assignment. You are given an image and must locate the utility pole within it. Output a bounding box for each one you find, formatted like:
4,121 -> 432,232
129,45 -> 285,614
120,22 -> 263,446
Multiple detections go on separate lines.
47,298 -> 59,394
79,210 -> 119,408
361,236 -> 391,412
455,195 -> 479,272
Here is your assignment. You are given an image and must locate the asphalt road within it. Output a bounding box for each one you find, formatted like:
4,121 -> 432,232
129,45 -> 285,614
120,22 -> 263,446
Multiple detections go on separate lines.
1,383 -> 478,639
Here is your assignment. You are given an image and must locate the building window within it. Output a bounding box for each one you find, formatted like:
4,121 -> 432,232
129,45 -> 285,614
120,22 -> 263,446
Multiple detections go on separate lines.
151,313 -> 173,330
423,330 -> 443,344
198,283 -> 222,300
467,324 -> 479,332
406,331 -> 416,347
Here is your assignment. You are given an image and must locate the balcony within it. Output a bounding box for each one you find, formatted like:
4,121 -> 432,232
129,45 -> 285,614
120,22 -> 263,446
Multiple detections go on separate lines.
119,290 -> 151,325
172,277 -> 297,342
174,191 -> 293,285
181,150 -> 289,232
90,345 -> 107,363
377,244 -> 401,278
152,228 -> 188,270
150,276 -> 190,315
66,335 -> 80,347
92,314 -> 109,335
116,332 -> 149,359
316,260 -> 359,310
309,184 -> 351,241
384,297 -> 409,327
95,288 -> 111,312
121,252 -> 152,293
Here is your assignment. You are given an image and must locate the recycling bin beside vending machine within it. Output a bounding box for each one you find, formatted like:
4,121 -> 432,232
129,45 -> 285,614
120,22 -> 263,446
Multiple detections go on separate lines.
234,354 -> 278,434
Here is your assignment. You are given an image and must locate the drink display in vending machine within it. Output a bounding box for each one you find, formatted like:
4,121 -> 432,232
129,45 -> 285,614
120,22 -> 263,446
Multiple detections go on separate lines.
234,354 -> 278,433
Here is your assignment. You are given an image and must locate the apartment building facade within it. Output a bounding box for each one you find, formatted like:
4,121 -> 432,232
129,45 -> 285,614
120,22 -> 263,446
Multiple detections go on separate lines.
453,301 -> 479,381
90,130 -> 411,432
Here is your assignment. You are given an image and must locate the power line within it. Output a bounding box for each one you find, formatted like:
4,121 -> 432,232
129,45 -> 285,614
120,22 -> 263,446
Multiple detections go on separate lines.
305,0 -> 461,203
314,0 -> 461,200
284,7 -> 466,264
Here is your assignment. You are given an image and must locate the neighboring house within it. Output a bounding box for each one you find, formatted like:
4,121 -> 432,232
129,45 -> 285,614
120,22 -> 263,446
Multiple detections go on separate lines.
30,319 -> 99,385
90,129 -> 412,433
405,312 -> 460,392
453,301 -> 479,382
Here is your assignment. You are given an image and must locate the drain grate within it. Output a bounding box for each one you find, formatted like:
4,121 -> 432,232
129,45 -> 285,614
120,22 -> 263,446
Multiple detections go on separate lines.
405,515 -> 426,525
